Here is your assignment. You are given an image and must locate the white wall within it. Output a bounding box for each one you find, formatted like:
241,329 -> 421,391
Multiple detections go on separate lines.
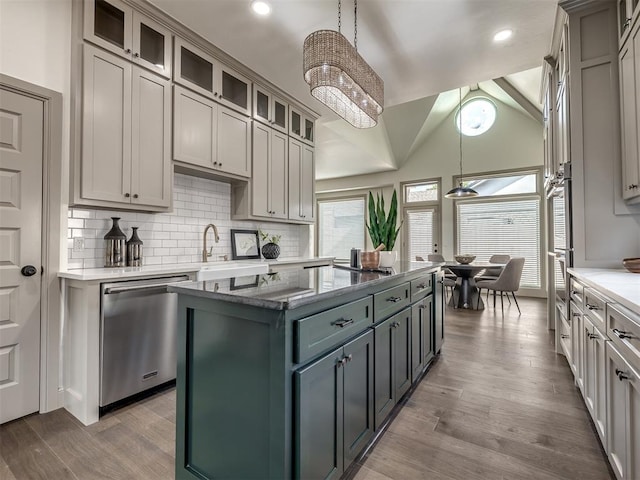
316,93 -> 544,260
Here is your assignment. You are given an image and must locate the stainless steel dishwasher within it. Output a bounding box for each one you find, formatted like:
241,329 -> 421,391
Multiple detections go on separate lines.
100,275 -> 192,408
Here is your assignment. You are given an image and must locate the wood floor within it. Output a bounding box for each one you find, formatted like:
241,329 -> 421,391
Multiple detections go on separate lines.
0,298 -> 613,480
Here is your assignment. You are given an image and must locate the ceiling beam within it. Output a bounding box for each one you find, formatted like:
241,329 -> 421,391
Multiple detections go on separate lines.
493,77 -> 543,125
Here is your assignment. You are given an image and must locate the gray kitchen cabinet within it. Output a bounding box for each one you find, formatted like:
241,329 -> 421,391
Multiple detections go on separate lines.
288,138 -> 315,223
173,85 -> 251,178
253,84 -> 288,134
174,37 -> 251,116
617,0 -> 640,46
570,300 -> 584,392
81,44 -> 171,209
411,294 -> 434,383
252,122 -> 288,219
619,17 -> 640,202
606,341 -> 640,480
289,106 -> 315,146
373,308 -> 412,429
583,314 -> 608,448
295,329 -> 374,480
83,0 -> 172,78
434,270 -> 445,354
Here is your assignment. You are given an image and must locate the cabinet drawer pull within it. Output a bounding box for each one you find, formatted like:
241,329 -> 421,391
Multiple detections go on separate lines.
346,354 -> 353,363
391,321 -> 400,328
612,328 -> 637,340
333,318 -> 354,328
570,290 -> 579,296
386,296 -> 402,303
337,357 -> 347,367
615,368 -> 629,381
585,303 -> 600,311
561,334 -> 569,339
587,333 -> 598,340
418,304 -> 426,310
572,312 -> 581,317
416,283 -> 428,290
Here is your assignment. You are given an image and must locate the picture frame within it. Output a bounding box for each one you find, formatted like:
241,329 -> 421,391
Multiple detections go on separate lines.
230,229 -> 261,260
230,275 -> 260,290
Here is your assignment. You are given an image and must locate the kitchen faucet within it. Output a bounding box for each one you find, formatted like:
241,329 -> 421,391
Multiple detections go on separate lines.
202,224 -> 220,262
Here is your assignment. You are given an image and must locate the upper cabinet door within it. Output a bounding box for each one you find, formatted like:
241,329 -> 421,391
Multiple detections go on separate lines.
84,0 -> 171,78
131,12 -> 172,78
174,37 -> 252,115
216,106 -> 251,177
253,85 -> 288,133
289,107 -> 315,146
215,61 -> 251,116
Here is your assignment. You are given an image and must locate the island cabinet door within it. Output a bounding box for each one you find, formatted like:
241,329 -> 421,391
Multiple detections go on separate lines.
343,330 -> 374,467
295,346 -> 344,480
374,316 -> 395,429
393,308 -> 412,400
411,295 -> 435,384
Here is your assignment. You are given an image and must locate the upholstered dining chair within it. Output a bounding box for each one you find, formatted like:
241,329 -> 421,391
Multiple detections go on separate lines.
476,257 -> 525,314
427,254 -> 456,299
476,254 -> 510,281
415,256 -> 425,261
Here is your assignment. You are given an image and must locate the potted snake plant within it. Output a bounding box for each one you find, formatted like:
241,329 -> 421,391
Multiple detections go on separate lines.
366,189 -> 402,268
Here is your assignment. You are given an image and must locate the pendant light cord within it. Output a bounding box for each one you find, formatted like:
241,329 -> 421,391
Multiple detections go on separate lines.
459,87 -> 463,187
338,0 -> 341,33
354,0 -> 358,51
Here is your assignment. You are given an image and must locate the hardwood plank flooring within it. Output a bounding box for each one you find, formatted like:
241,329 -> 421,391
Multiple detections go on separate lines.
0,298 -> 613,479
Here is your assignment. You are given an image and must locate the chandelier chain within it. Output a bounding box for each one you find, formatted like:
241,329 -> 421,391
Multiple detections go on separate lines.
354,0 -> 358,51
338,0 -> 341,33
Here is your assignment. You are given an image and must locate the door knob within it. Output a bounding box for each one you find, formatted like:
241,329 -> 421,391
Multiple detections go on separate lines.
21,265 -> 37,277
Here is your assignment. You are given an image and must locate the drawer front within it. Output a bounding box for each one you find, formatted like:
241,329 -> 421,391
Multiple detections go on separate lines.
569,277 -> 584,308
559,308 -> 572,362
374,283 -> 411,322
410,275 -> 433,302
583,287 -> 607,333
296,296 -> 373,364
607,303 -> 640,372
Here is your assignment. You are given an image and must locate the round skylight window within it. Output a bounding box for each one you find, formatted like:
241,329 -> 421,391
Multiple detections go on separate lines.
455,98 -> 497,136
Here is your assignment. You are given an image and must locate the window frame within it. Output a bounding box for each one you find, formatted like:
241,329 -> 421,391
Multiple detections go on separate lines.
451,167 -> 546,294
315,193 -> 368,261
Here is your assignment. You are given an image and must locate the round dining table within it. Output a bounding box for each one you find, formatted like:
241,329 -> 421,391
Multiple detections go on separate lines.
444,261 -> 505,310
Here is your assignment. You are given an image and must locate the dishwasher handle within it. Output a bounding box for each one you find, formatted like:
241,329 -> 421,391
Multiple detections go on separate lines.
104,276 -> 192,295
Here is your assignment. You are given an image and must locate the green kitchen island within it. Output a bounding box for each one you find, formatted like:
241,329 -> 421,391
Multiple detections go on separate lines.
169,262 -> 445,480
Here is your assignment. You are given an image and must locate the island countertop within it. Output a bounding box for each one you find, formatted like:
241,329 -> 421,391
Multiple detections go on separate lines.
168,261 -> 442,310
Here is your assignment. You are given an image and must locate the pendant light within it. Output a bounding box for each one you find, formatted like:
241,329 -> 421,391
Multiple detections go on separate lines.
303,0 -> 384,128
445,87 -> 479,199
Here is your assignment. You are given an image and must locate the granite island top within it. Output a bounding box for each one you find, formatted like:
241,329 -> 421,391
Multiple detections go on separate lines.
169,261 -> 442,310
567,267 -> 640,313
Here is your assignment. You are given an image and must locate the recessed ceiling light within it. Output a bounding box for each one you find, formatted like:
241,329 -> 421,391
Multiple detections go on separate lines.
251,0 -> 271,16
493,29 -> 513,42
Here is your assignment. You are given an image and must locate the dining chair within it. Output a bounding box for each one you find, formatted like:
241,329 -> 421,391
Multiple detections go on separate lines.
415,256 -> 425,261
476,257 -> 525,314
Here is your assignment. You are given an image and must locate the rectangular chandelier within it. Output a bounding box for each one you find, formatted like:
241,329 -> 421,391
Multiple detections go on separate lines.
303,30 -> 384,128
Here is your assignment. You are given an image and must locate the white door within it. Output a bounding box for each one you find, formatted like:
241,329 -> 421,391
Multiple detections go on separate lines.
403,207 -> 440,261
0,87 -> 43,423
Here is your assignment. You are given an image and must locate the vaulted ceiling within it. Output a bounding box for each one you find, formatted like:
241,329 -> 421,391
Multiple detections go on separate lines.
148,0 -> 556,179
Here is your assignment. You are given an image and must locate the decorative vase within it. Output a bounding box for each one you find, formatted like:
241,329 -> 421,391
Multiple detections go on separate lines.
104,217 -> 126,267
126,227 -> 143,267
378,250 -> 398,268
261,242 -> 280,259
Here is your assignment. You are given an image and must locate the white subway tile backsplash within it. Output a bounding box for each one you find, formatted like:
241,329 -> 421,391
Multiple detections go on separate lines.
66,173 -> 307,269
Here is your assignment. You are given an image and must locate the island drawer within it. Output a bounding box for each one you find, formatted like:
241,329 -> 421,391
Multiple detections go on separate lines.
410,275 -> 433,302
295,296 -> 374,364
569,277 -> 584,307
607,303 -> 640,372
374,282 -> 411,322
583,287 -> 606,333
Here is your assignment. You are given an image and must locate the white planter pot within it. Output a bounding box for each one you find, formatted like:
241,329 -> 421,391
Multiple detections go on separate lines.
378,251 -> 397,268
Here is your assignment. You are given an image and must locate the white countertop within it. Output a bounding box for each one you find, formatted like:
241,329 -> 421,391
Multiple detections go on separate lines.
58,256 -> 335,281
567,267 -> 640,313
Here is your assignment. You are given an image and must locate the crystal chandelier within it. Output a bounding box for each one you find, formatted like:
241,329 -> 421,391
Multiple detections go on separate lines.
303,0 -> 384,128
445,88 -> 479,199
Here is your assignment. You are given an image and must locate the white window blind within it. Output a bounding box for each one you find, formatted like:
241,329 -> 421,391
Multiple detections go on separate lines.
552,195 -> 566,288
406,209 -> 434,260
318,198 -> 365,261
457,198 -> 541,288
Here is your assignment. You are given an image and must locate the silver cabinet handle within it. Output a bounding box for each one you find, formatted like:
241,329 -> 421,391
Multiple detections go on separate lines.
615,368 -> 629,381
612,328 -> 637,340
386,296 -> 402,303
561,334 -> 569,339
333,318 -> 354,328
416,283 -> 428,290
585,303 -> 600,311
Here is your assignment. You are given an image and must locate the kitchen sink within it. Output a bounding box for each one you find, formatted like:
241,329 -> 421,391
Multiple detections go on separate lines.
196,261 -> 269,281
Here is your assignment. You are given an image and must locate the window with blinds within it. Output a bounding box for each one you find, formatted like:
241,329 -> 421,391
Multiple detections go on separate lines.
457,198 -> 541,288
552,195 -> 566,288
406,209 -> 435,261
318,197 -> 365,261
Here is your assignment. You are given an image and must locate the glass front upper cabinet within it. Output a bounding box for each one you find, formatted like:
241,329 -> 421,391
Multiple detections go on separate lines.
174,37 -> 251,115
84,0 -> 172,78
252,85 -> 288,133
289,107 -> 315,145
618,0 -> 640,45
